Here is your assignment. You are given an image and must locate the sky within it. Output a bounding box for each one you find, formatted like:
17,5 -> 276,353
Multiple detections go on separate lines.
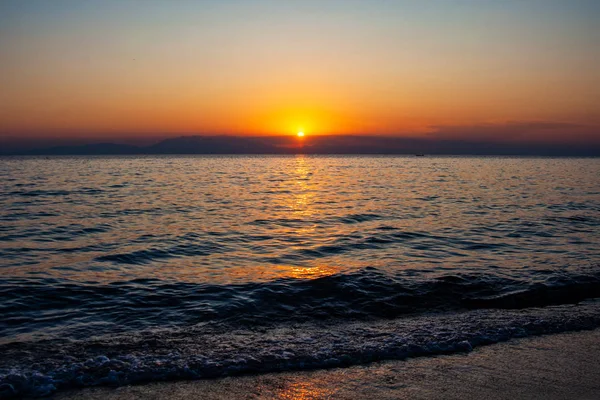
0,0 -> 599,147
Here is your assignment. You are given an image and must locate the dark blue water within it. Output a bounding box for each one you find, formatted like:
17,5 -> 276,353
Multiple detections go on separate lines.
1,156 -> 599,398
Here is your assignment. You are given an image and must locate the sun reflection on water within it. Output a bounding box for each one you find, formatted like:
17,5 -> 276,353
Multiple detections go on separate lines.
291,156 -> 314,216
228,264 -> 340,282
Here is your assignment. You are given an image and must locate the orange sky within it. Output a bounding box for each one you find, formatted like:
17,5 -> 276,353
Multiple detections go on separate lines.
0,1 -> 599,143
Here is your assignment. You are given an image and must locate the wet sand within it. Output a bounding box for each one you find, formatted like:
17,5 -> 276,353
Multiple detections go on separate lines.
54,329 -> 600,400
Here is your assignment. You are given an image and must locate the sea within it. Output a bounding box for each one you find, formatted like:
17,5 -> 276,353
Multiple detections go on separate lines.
1,155 -> 599,398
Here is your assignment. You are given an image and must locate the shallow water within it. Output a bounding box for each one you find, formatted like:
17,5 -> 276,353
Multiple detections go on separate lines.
1,155 -> 599,397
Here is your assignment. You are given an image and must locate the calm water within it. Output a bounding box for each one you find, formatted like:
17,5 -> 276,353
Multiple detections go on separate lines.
1,156 -> 600,397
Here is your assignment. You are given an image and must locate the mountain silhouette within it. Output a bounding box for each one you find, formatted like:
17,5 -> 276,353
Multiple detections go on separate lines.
147,136 -> 277,154
3,135 -> 599,156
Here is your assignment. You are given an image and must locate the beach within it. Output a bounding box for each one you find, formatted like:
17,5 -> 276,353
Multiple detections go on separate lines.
53,329 -> 600,400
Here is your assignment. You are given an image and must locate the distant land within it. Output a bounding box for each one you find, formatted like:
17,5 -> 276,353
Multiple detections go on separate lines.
2,135 -> 600,156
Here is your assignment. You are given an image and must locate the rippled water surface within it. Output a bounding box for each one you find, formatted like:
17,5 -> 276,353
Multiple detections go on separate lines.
1,155 -> 599,397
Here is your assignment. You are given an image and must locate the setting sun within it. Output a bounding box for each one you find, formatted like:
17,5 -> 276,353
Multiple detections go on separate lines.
297,131 -> 305,137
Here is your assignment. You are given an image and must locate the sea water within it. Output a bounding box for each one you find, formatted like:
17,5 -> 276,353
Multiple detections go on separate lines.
1,155 -> 599,397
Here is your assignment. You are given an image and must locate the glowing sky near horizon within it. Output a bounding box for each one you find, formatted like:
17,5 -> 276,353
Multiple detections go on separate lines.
0,0 -> 599,142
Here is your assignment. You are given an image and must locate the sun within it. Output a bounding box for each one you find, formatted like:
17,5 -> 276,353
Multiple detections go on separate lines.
297,131 -> 305,137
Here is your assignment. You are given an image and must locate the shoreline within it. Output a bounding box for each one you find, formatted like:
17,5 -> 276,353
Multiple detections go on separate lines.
53,328 -> 600,400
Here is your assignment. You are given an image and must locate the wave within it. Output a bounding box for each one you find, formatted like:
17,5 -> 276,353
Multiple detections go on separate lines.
94,240 -> 227,265
84,225 -> 527,267
1,300 -> 599,398
2,267 -> 600,341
